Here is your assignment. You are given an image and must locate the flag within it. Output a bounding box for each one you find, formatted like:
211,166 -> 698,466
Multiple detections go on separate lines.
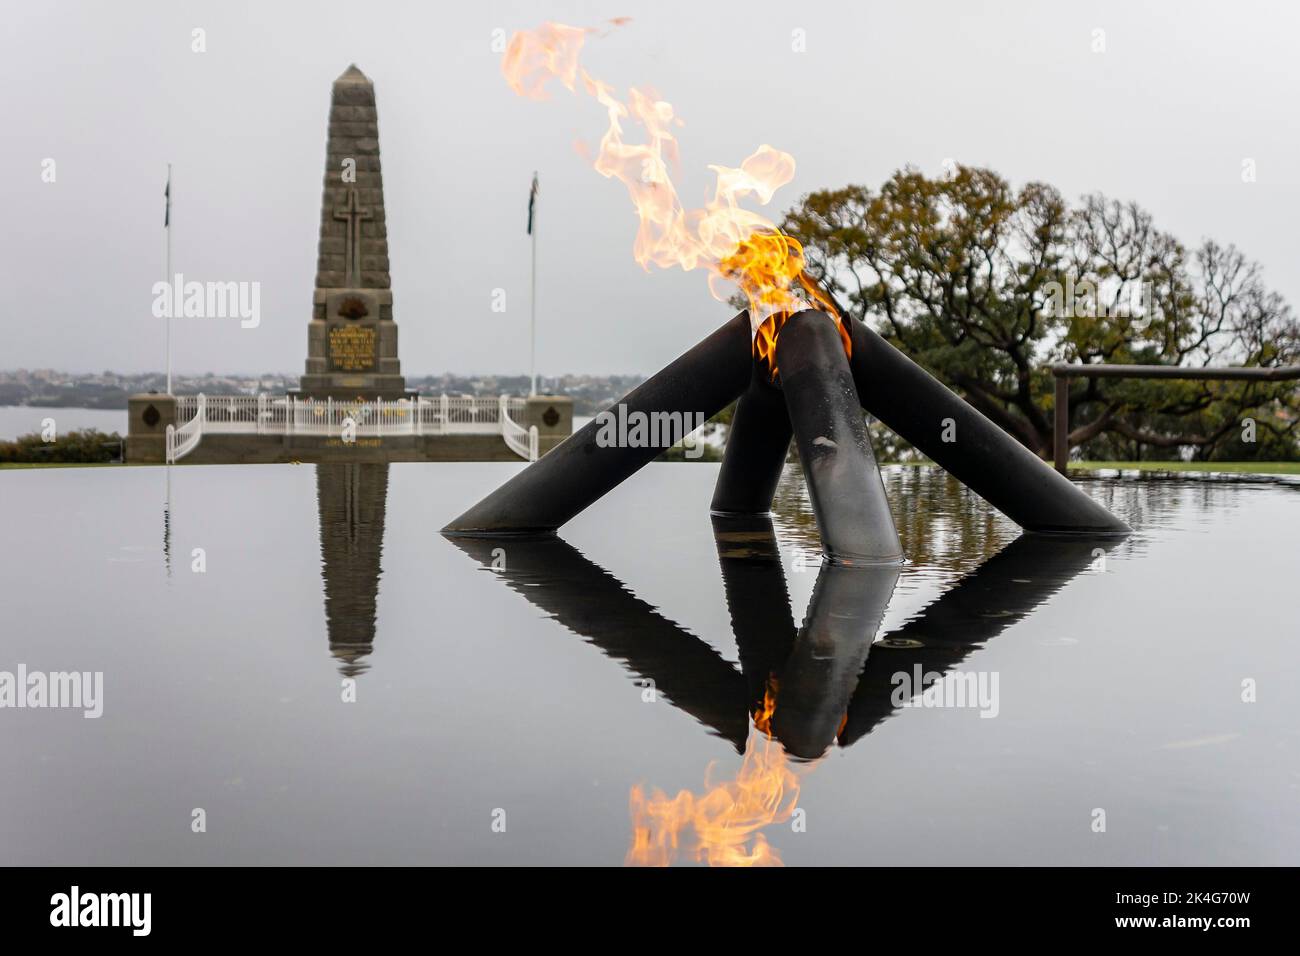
164,169 -> 171,227
527,172 -> 539,235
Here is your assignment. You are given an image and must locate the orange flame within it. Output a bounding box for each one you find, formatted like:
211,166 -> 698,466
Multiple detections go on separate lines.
501,21 -> 848,378
626,678 -> 806,867
752,674 -> 780,736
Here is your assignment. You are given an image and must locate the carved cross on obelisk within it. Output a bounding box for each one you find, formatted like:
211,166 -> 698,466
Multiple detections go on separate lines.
333,188 -> 373,287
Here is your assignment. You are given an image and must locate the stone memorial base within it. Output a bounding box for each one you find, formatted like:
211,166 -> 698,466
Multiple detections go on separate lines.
125,393 -> 177,463
296,375 -> 410,401
300,289 -> 407,400
124,394 -> 574,465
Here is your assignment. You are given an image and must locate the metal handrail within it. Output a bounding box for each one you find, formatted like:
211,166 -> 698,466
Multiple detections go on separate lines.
1052,363 -> 1300,382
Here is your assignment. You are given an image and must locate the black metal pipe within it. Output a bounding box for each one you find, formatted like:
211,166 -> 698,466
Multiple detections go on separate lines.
446,535 -> 751,751
710,514 -> 798,711
711,513 -> 899,758
710,367 -> 792,515
771,561 -> 899,759
777,311 -> 903,565
846,317 -> 1130,535
839,533 -> 1120,747
443,312 -> 753,536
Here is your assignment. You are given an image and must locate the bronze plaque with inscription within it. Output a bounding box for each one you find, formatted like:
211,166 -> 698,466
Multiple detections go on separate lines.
328,325 -> 376,371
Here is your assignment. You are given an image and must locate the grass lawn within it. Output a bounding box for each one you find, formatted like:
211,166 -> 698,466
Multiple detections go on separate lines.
0,461 -> 123,470
877,459 -> 1300,475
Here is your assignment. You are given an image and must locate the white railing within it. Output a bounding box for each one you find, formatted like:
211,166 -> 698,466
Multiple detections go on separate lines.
166,393 -> 206,463
170,393 -> 535,459
500,395 -> 539,462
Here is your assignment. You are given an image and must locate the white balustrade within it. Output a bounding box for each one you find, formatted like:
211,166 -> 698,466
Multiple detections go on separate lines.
500,394 -> 539,462
167,393 -> 535,460
166,393 -> 206,463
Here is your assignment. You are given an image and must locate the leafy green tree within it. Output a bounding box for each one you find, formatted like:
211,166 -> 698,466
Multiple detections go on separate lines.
0,429 -> 123,464
781,166 -> 1300,461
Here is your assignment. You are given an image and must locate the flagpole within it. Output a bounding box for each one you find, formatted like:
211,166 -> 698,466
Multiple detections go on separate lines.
529,176 -> 537,398
165,163 -> 173,396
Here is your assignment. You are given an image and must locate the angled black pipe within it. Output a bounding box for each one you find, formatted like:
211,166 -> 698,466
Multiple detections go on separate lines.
839,533 -> 1120,747
710,368 -> 792,515
710,514 -> 798,711
846,316 -> 1129,535
777,311 -> 903,565
444,312 -> 753,536
772,561 -> 899,759
711,513 -> 899,759
447,535 -> 751,751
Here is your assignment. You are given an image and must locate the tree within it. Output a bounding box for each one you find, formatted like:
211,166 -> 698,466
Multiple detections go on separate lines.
780,166 -> 1300,461
0,429 -> 123,464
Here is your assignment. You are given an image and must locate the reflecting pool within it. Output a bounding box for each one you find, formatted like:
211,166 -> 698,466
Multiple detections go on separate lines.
1,462 -> 1297,864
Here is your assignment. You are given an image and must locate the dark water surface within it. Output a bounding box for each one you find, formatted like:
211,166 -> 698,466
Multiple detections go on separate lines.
2,462 -> 1297,864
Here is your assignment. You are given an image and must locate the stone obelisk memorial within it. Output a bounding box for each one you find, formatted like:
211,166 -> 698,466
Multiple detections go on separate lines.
300,65 -> 407,400
128,64 -> 572,464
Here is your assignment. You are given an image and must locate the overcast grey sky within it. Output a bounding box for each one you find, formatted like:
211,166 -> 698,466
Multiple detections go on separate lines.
4,0 -> 1298,376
